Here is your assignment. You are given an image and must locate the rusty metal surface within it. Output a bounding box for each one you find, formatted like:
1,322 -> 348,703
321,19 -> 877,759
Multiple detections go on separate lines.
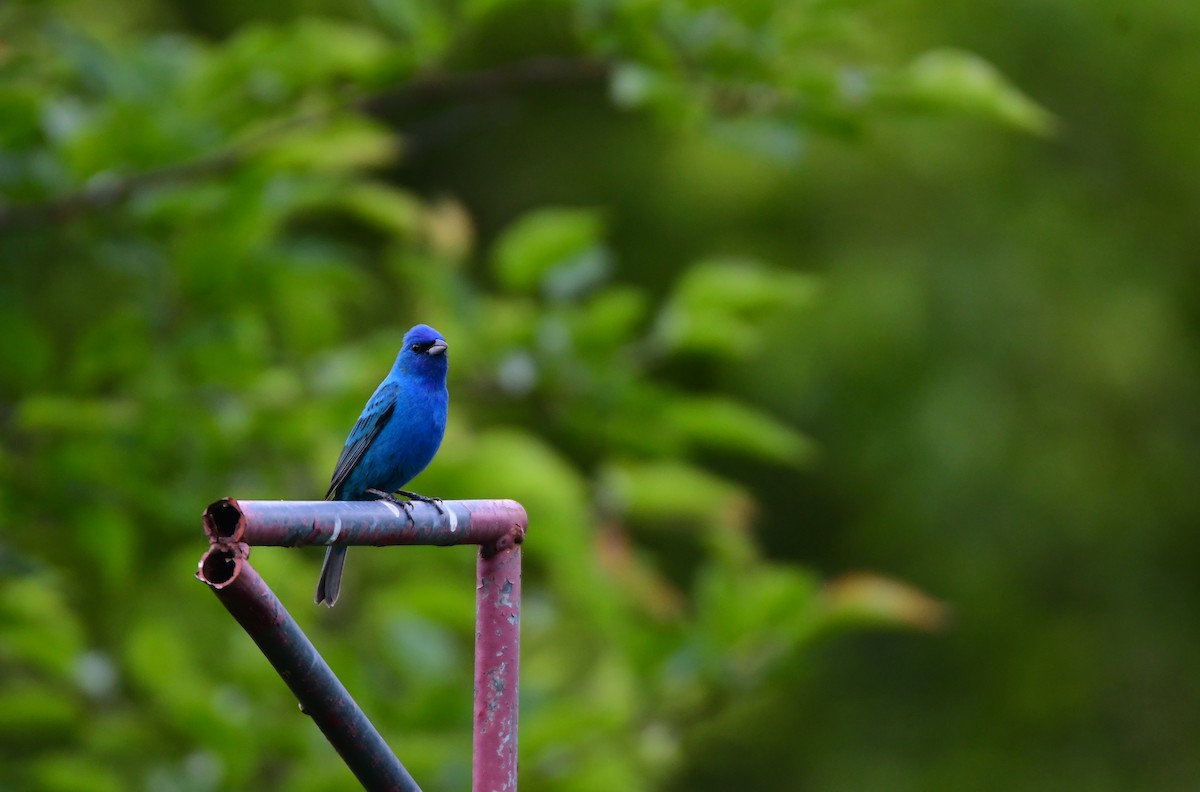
198,498 -> 527,791
473,542 -> 522,792
203,498 -> 527,549
196,546 -> 422,792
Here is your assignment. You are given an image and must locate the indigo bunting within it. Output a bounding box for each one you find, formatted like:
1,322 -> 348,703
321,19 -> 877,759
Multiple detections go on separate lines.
314,324 -> 450,606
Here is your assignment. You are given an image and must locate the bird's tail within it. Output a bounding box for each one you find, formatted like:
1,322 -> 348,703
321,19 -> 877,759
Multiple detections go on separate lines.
315,546 -> 347,606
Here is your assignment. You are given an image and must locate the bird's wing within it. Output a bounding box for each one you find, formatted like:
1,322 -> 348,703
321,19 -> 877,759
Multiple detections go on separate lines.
325,383 -> 398,500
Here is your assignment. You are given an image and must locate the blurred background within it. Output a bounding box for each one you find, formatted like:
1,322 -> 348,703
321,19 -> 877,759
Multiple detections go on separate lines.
3,0 -> 1199,790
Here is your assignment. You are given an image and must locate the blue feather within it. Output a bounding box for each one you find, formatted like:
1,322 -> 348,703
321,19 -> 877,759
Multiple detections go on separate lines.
315,324 -> 449,605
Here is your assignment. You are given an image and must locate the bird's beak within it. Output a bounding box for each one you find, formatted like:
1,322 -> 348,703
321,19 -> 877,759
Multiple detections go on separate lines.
428,339 -> 448,356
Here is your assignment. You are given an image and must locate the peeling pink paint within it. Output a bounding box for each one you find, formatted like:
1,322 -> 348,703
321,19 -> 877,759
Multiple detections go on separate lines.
473,541 -> 522,792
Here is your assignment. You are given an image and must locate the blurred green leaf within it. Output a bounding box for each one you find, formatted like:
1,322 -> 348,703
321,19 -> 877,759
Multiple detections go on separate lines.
569,286 -> 649,353
820,572 -> 949,633
15,395 -> 139,435
0,576 -> 84,677
0,301 -> 52,393
366,0 -> 449,60
123,615 -> 216,735
25,756 -> 125,792
878,48 -> 1056,134
692,562 -> 821,683
601,459 -> 749,528
74,506 -> 135,590
334,181 -> 424,236
259,117 -> 399,172
492,208 -> 606,294
668,395 -> 818,465
213,17 -> 400,95
0,681 -> 79,740
655,258 -> 820,356
610,62 -> 688,112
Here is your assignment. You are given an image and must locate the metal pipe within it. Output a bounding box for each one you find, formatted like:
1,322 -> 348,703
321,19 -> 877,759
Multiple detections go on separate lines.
199,498 -> 527,790
203,498 -> 526,549
473,540 -> 522,792
196,545 -> 421,792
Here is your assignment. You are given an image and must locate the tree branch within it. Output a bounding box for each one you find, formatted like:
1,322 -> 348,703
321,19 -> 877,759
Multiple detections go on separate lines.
0,152 -> 242,229
357,55 -> 609,117
0,57 -> 610,230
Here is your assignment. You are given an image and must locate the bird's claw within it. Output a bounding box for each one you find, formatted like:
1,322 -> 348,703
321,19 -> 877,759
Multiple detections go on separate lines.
367,488 -> 414,511
369,488 -> 445,516
394,488 -> 446,516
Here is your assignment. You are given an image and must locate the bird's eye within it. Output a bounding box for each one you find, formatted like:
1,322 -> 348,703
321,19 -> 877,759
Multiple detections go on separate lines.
410,343 -> 421,352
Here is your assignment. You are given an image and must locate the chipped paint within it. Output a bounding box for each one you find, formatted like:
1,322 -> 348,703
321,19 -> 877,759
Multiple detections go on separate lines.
199,497 -> 528,791
202,498 -> 526,549
473,542 -> 522,792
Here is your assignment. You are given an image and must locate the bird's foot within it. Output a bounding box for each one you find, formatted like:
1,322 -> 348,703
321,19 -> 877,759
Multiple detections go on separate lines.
394,488 -> 446,516
367,488 -> 414,511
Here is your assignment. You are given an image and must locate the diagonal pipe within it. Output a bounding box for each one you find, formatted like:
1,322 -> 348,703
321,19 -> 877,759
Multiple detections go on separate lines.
197,546 -> 422,791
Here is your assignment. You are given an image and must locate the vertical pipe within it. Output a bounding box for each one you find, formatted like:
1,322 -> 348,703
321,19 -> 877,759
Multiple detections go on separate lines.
472,544 -> 522,792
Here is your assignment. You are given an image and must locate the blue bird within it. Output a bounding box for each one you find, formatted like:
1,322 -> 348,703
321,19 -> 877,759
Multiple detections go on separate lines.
315,324 -> 450,606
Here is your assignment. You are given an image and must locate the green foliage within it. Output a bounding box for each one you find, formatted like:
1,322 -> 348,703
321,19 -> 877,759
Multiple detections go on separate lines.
597,0 -> 1049,145
0,3 -> 963,788
8,0 -> 1193,791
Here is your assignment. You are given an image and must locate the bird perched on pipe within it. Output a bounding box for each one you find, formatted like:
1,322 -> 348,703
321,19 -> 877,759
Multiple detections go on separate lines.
315,324 -> 450,606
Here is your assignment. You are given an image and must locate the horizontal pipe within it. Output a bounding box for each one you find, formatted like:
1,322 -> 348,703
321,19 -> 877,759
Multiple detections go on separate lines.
473,543 -> 522,792
204,498 -> 527,549
195,545 -> 421,792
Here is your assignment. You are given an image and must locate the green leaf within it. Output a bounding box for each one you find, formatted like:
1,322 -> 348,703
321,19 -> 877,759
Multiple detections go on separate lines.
25,756 -> 126,792
123,614 -> 217,735
366,0 -> 450,61
0,301 -> 52,393
692,562 -> 821,683
216,18 -> 398,93
0,681 -> 79,739
668,396 -> 818,465
655,259 -> 820,356
610,62 -> 672,110
289,18 -> 397,79
0,576 -> 85,677
708,117 -> 804,163
492,208 -> 605,294
879,48 -> 1056,134
819,572 -> 949,633
74,506 -> 135,590
600,460 -> 748,528
15,395 -> 139,435
335,181 -> 425,236
258,117 -> 398,172
569,286 -> 649,352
